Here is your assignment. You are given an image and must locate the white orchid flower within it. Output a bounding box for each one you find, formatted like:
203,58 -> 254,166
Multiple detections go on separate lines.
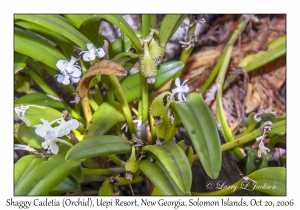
34,118 -> 59,139
56,56 -> 82,85
257,141 -> 270,158
171,78 -> 189,102
80,43 -> 105,61
55,118 -> 79,137
34,118 -> 75,154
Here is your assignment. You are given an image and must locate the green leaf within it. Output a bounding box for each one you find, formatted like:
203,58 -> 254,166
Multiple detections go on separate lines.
14,155 -> 40,185
83,101 -> 125,139
15,157 -> 46,189
238,35 -> 286,72
15,93 -> 66,110
14,52 -> 28,74
15,153 -> 81,195
98,180 -> 114,196
121,61 -> 184,103
159,15 -> 187,56
112,31 -> 142,55
98,14 -> 142,53
64,14 -> 92,29
139,159 -> 184,196
171,93 -> 222,179
14,74 -> 31,94
66,135 -> 131,161
15,20 -> 75,58
142,142 -> 192,194
14,27 -> 66,69
112,51 -> 139,72
79,16 -> 104,47
247,167 -> 286,195
50,176 -> 80,193
267,120 -> 286,134
15,14 -> 90,49
14,103 -> 62,127
17,123 -> 44,148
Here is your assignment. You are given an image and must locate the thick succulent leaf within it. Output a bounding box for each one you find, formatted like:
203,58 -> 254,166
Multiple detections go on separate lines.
142,142 -> 192,194
247,167 -> 286,195
171,93 -> 222,179
50,176 -> 80,193
14,27 -> 66,69
121,61 -> 184,103
139,159 -> 184,195
14,52 -> 28,74
15,153 -> 80,195
14,155 -> 40,185
66,135 -> 131,161
83,101 -> 125,139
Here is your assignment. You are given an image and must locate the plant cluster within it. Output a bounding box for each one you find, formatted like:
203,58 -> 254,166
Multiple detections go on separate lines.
14,14 -> 286,196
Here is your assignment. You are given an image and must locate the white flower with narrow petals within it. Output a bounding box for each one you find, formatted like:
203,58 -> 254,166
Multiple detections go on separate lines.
55,118 -> 79,137
34,118 -> 59,139
34,118 -> 74,154
257,141 -> 270,158
56,56 -> 82,85
80,43 -> 105,61
171,78 -> 189,102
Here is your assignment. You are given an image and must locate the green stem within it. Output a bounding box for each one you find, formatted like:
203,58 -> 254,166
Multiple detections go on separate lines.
27,69 -> 60,98
215,45 -> 245,160
141,75 -> 149,124
108,75 -> 136,134
83,167 -> 125,176
93,84 -> 104,105
106,154 -> 126,166
238,118 -> 259,138
166,113 -> 181,141
221,128 -> 263,152
201,15 -> 250,94
87,94 -> 98,112
142,15 -> 151,38
150,15 -> 157,29
179,16 -> 196,65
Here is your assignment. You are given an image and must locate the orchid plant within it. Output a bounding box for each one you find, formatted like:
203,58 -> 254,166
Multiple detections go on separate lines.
14,14 -> 286,196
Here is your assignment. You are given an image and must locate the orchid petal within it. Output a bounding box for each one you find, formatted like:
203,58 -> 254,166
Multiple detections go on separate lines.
69,56 -> 78,65
67,119 -> 79,130
49,142 -> 59,154
70,67 -> 81,77
175,77 -> 181,87
96,48 -> 105,58
86,43 -> 95,51
177,93 -> 183,102
82,52 -> 91,61
56,74 -> 65,83
70,76 -> 80,83
56,60 -> 67,71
